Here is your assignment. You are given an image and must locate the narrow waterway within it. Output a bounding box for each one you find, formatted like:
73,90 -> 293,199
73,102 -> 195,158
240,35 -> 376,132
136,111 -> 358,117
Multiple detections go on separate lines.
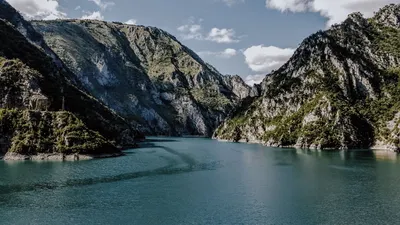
1,137 -> 400,225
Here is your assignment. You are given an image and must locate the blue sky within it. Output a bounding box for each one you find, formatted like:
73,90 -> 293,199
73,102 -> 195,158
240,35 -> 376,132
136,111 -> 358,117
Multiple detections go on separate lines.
6,0 -> 399,84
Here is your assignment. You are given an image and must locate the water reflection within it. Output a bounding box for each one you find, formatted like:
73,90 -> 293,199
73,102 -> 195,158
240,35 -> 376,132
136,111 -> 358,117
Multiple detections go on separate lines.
1,138 -> 400,225
373,150 -> 400,162
293,147 -> 399,162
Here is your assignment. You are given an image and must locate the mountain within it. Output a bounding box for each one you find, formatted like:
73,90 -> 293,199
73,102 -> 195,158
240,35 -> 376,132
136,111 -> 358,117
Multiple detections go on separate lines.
31,19 -> 254,136
214,4 -> 400,151
0,0 -> 142,159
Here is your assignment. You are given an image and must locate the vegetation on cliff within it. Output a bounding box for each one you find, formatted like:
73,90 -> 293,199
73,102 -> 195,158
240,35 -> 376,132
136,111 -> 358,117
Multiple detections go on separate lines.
31,19 -> 252,136
215,4 -> 400,151
0,2 -> 142,158
0,109 -> 117,155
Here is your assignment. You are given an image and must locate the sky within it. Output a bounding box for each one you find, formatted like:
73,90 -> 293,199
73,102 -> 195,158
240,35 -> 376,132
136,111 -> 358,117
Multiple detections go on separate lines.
5,0 -> 400,85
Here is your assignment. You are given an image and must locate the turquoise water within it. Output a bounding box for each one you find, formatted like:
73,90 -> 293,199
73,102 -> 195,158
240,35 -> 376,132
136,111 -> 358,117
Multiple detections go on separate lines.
1,137 -> 400,225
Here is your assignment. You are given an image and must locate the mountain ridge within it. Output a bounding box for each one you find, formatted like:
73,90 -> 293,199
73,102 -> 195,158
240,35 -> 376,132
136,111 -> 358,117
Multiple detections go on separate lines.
0,0 -> 143,159
3,0 -> 400,155
214,4 -> 400,151
32,19 -> 253,136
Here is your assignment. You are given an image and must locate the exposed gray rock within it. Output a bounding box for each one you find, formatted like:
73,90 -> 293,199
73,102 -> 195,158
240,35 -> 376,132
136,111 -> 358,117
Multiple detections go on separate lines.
32,20 -> 252,136
215,4 -> 400,151
0,1 -> 143,158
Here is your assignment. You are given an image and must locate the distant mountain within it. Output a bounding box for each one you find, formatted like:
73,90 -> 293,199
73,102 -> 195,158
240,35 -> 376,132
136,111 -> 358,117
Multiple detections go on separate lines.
0,0 -> 142,159
214,4 -> 400,151
32,20 -> 256,136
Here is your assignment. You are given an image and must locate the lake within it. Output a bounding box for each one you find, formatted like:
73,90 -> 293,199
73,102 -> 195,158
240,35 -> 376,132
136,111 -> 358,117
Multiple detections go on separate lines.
1,137 -> 400,225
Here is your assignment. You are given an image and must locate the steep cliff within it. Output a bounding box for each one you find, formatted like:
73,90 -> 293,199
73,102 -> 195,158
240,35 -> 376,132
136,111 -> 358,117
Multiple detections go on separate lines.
0,1 -> 142,158
215,4 -> 400,151
32,20 -> 252,136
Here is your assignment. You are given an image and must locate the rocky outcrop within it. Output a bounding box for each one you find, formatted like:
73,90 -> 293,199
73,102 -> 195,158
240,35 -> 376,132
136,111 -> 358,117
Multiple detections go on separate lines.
222,74 -> 260,99
0,1 -> 143,158
28,95 -> 49,111
32,20 -> 252,136
214,4 -> 400,151
0,17 -> 143,145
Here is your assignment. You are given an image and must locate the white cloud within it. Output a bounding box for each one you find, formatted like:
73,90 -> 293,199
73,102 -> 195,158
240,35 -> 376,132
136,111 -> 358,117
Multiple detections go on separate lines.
198,48 -> 237,58
88,0 -> 115,10
177,17 -> 204,40
266,0 -> 398,26
266,0 -> 311,12
125,19 -> 137,25
177,24 -> 203,40
244,74 -> 266,86
6,0 -> 66,20
177,18 -> 240,43
206,28 -> 239,43
243,45 -> 295,73
75,6 -> 81,10
222,48 -> 237,57
81,11 -> 104,20
220,0 -> 245,7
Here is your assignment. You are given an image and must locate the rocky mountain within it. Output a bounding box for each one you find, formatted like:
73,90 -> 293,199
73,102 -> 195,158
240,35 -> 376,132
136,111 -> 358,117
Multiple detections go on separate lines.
31,19 -> 253,136
0,0 -> 142,158
215,4 -> 400,151
0,0 -> 81,84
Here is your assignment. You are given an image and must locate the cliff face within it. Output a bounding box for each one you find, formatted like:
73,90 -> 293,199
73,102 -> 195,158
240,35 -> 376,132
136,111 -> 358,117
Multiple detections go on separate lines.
215,4 -> 400,151
32,20 -> 252,136
0,0 -> 80,84
0,0 -> 143,158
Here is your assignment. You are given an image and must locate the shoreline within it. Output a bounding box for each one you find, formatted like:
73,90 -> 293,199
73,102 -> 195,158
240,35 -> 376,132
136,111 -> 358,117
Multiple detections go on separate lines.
2,152 -> 124,161
214,138 -> 400,152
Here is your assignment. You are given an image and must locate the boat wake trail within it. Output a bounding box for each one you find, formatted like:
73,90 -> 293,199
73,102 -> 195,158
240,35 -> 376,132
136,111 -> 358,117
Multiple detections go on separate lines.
0,144 -> 221,195
157,146 -> 197,167
0,161 -> 221,195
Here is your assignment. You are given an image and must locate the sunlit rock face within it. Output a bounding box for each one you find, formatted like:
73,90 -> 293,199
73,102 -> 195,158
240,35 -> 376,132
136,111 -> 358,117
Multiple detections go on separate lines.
215,4 -> 400,151
32,20 -> 252,136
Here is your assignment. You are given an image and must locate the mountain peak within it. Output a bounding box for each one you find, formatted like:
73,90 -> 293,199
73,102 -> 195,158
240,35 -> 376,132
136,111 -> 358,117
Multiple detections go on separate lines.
373,4 -> 400,28
344,12 -> 368,27
215,3 -> 400,150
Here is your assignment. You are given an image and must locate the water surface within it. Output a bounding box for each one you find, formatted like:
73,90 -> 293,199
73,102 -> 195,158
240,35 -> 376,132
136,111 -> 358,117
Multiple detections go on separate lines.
1,137 -> 400,225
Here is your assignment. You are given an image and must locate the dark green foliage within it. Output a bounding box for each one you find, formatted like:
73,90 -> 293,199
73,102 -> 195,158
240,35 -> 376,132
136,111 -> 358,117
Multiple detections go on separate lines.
358,68 -> 400,147
371,22 -> 400,57
262,95 -> 324,146
191,87 -> 231,111
264,75 -> 302,98
0,109 -> 118,155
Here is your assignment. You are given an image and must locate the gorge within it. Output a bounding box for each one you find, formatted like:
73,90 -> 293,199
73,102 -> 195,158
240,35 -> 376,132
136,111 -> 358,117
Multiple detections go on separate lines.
2,1 -> 400,224
1,1 -> 400,158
